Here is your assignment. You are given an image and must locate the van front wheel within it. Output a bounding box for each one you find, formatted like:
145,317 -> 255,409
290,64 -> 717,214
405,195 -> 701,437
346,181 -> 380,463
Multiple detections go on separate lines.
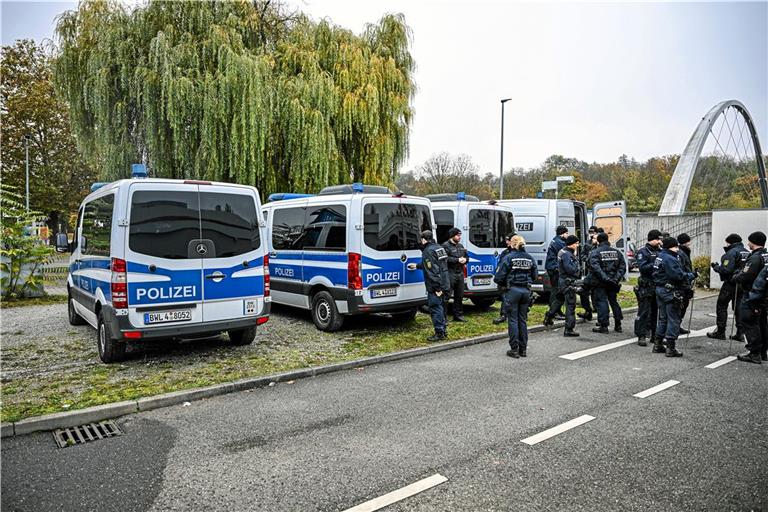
97,311 -> 126,363
229,326 -> 257,346
311,291 -> 344,332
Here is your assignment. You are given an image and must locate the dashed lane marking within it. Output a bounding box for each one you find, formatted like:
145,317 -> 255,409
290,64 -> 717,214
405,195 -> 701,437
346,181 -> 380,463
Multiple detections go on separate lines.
342,474 -> 448,512
633,380 -> 680,398
705,356 -> 737,369
521,415 -> 596,446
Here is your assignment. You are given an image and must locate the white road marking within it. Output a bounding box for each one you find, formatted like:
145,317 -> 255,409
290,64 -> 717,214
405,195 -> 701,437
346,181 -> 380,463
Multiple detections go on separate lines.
342,474 -> 448,512
680,326 -> 718,339
521,415 -> 595,446
633,380 -> 680,398
705,356 -> 737,369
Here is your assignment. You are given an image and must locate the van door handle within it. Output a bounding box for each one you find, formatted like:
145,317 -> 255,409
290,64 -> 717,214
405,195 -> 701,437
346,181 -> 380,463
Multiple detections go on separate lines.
269,251 -> 277,258
205,272 -> 226,282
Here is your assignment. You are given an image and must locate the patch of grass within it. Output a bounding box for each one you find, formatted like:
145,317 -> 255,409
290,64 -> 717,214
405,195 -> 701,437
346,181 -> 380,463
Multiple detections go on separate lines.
0,294 -> 68,309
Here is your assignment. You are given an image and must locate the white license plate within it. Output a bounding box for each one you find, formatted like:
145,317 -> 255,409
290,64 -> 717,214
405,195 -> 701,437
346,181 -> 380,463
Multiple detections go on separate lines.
144,309 -> 192,324
473,277 -> 492,286
371,287 -> 397,298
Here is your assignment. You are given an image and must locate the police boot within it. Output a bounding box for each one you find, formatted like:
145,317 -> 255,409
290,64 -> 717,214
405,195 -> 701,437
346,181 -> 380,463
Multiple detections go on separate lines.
492,315 -> 507,325
665,340 -> 683,357
679,327 -> 690,335
592,326 -> 609,334
519,348 -> 527,357
637,335 -> 648,347
506,348 -> 520,358
730,332 -> 745,342
543,313 -> 554,326
706,329 -> 726,340
652,337 -> 666,353
736,352 -> 762,364
563,329 -> 580,337
427,332 -> 446,342
614,321 -> 623,333
453,316 -> 467,322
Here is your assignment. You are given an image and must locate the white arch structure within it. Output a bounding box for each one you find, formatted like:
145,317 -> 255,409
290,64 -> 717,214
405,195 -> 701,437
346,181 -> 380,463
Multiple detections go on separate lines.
659,100 -> 768,216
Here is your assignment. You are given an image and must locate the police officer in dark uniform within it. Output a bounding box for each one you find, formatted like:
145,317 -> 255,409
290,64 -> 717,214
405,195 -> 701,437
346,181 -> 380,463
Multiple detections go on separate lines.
589,232 -> 626,333
493,234 -> 515,325
553,235 -> 581,336
653,237 -> 696,357
442,227 -> 468,322
494,235 -> 538,358
733,231 -> 768,364
634,229 -> 663,347
740,263 -> 768,364
676,233 -> 694,334
578,226 -> 600,322
544,225 -> 569,323
708,234 -> 750,340
409,230 -> 450,341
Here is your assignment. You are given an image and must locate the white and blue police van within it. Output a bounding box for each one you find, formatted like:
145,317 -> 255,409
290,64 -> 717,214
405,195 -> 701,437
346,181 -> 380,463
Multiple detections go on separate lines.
498,198 -> 627,293
61,165 -> 270,363
428,193 -> 516,308
262,183 -> 433,331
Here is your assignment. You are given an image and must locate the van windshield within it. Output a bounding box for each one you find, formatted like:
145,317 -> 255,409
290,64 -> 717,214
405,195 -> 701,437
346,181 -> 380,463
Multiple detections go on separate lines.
364,203 -> 431,252
468,209 -> 515,249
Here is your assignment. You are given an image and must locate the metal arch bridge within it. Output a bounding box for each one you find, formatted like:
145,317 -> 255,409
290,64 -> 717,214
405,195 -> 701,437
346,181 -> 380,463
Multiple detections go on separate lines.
659,99 -> 768,216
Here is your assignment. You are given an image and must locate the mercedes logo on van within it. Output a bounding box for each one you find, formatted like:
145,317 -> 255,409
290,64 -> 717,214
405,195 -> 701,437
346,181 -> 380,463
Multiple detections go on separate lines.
494,250 -> 499,258
196,243 -> 208,255
400,253 -> 407,262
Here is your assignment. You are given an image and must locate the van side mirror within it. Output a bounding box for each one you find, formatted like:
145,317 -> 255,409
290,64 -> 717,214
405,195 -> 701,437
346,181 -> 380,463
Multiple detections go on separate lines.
55,233 -> 69,253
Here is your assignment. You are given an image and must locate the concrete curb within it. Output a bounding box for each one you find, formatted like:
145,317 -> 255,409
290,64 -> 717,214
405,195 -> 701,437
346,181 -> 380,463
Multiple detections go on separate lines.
2,294 -> 718,438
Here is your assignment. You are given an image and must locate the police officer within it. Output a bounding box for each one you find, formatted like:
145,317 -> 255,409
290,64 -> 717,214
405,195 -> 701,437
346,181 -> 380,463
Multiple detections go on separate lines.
676,233 -> 694,334
634,229 -> 663,347
578,226 -> 599,322
589,232 -> 626,333
544,225 -> 569,324
708,234 -> 750,340
442,227 -> 468,322
733,231 -> 768,364
494,235 -> 538,358
408,230 -> 450,341
739,263 -> 768,364
553,235 -> 581,336
653,237 -> 696,357
493,234 -> 515,325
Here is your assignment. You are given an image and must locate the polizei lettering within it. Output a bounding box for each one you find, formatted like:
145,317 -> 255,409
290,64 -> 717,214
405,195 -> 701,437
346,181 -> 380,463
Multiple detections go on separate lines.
367,271 -> 400,283
136,285 -> 197,301
470,264 -> 495,274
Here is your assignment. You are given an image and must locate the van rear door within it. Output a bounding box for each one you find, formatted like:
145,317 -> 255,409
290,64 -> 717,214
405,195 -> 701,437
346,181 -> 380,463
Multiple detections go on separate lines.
198,185 -> 266,322
593,200 -> 628,277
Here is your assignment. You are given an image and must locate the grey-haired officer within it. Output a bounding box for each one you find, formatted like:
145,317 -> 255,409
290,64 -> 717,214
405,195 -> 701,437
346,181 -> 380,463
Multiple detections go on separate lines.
494,235 -> 538,358
408,230 -> 450,341
442,227 -> 468,322
652,237 -> 696,357
589,232 -> 626,333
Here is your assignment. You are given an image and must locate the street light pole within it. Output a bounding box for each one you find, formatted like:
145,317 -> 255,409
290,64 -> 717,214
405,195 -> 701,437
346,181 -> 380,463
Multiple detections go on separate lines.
24,135 -> 30,213
498,98 -> 511,199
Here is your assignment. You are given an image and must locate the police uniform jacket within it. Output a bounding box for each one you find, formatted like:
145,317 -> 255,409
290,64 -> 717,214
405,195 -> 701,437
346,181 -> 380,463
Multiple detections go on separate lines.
557,247 -> 580,288
733,248 -> 768,292
442,240 -> 468,277
418,241 -> 450,293
637,243 -> 659,284
494,249 -> 538,289
588,242 -> 626,285
545,236 -> 566,271
652,249 -> 693,289
745,264 -> 768,309
712,242 -> 748,283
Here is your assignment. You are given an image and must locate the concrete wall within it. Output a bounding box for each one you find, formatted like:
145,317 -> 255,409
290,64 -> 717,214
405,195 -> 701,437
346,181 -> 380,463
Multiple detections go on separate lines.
626,212 -> 712,257
709,209 -> 768,289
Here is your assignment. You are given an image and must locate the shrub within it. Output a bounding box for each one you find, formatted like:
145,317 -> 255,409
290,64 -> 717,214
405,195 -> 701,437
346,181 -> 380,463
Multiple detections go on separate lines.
692,255 -> 711,289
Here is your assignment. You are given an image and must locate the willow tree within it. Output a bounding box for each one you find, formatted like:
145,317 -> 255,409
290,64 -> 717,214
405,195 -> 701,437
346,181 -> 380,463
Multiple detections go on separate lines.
53,0 -> 415,195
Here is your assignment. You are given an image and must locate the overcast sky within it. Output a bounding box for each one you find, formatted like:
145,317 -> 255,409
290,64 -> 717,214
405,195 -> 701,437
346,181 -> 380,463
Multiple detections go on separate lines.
3,0 -> 766,174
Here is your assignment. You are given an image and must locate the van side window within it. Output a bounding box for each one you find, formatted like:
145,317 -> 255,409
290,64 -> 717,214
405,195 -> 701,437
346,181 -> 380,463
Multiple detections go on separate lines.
434,209 -> 454,244
303,205 -> 346,251
272,207 -> 305,250
130,191 -> 201,259
200,192 -> 260,257
82,194 -> 114,256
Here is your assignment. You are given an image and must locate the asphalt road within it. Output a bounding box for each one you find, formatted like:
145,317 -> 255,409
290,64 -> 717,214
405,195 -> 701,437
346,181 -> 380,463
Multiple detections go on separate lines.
3,295 -> 767,512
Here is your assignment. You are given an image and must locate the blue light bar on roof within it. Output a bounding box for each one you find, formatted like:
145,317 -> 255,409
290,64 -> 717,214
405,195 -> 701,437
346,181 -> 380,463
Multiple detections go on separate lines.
131,163 -> 148,178
267,193 -> 315,202
352,182 -> 364,193
457,192 -> 466,200
90,182 -> 109,192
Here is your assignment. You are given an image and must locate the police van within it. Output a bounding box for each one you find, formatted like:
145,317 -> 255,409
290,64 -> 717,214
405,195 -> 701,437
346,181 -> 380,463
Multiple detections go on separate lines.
428,193 -> 516,308
498,199 -> 627,293
262,183 -> 433,331
62,166 -> 270,363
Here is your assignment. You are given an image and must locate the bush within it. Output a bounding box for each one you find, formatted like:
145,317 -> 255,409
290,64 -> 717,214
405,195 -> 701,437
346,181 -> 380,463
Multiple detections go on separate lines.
692,255 -> 711,289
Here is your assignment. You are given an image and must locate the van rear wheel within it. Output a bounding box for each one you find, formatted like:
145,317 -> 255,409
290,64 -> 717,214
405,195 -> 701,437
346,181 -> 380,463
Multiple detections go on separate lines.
68,292 -> 86,326
97,311 -> 126,363
390,308 -> 418,323
229,326 -> 257,345
470,297 -> 496,309
311,291 -> 344,332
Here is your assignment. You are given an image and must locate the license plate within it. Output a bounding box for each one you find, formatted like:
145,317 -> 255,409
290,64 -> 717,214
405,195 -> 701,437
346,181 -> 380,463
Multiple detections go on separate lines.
473,277 -> 492,286
144,309 -> 192,324
371,287 -> 397,298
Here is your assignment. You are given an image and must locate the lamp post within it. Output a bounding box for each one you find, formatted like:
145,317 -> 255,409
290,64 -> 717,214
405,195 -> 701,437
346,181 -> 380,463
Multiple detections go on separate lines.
498,98 -> 511,199
24,134 -> 31,213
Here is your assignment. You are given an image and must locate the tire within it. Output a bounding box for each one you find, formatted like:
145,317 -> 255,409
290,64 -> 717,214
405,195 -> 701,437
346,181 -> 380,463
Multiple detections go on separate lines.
311,290 -> 344,332
228,326 -> 257,346
470,297 -> 496,309
68,292 -> 86,326
97,311 -> 126,363
390,308 -> 418,323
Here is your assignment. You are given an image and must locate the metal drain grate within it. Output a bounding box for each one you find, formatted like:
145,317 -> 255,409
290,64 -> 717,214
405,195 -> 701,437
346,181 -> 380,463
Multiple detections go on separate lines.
53,420 -> 123,448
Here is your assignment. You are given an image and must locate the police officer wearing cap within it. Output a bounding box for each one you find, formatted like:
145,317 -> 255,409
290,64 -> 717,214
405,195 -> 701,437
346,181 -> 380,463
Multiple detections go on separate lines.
493,234 -> 515,325
589,232 -> 626,334
494,235 -> 538,358
545,225 -> 569,320
733,231 -> 768,364
408,230 -> 450,341
549,235 -> 581,336
442,227 -> 468,322
676,233 -> 694,334
653,237 -> 696,357
708,233 -> 750,340
634,229 -> 663,347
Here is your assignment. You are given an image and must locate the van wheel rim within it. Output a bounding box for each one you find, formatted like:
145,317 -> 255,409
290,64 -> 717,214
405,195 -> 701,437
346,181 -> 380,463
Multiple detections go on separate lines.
317,301 -> 330,323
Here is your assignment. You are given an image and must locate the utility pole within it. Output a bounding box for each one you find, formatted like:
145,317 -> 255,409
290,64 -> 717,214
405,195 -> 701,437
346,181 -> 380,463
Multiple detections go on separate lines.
24,134 -> 31,213
498,98 -> 511,199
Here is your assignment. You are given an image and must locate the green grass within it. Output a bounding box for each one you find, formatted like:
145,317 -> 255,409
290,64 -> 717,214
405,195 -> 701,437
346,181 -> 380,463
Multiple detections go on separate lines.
0,292 -> 638,423
0,294 -> 68,309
